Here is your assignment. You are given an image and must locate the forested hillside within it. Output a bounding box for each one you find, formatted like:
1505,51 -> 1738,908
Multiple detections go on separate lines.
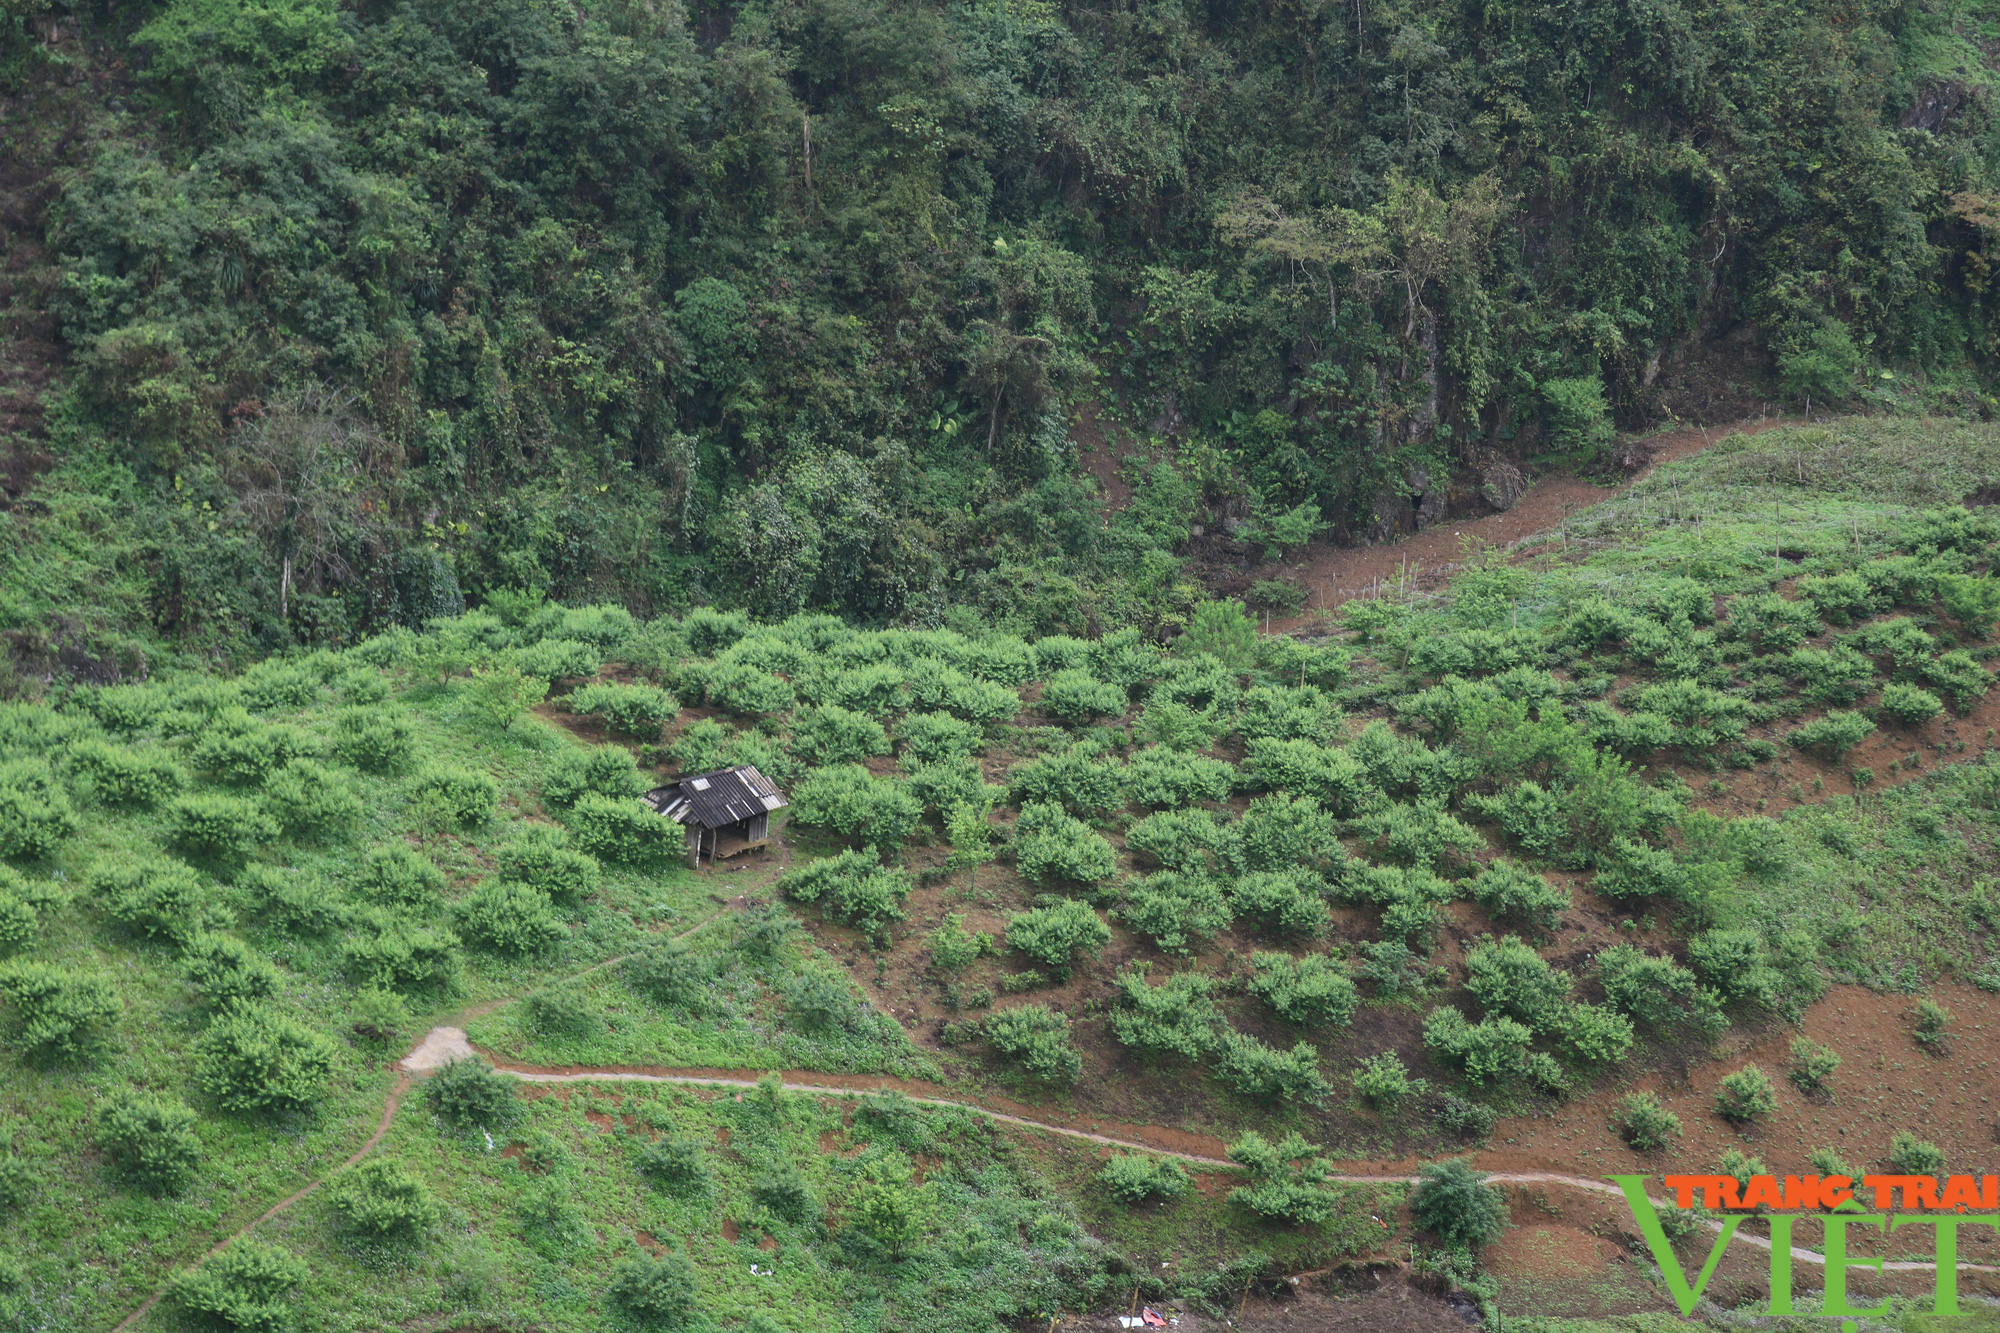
5,0 -> 2000,678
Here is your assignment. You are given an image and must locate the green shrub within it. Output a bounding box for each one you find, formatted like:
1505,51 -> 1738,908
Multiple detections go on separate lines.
789,704 -> 891,766
748,1161 -> 817,1224
165,1239 -> 310,1333
823,663 -> 906,716
1789,1036 -> 1840,1093
1226,1130 -> 1342,1224
1247,952 -> 1358,1027
708,664 -> 796,716
183,934 -> 280,1007
927,914 -> 991,971
93,857 -> 211,945
190,718 -> 322,786
1241,737 -> 1372,813
67,739 -> 187,805
1134,699 -> 1228,751
1013,801 -> 1118,885
1411,1158 -> 1510,1250
0,887 -> 33,956
1231,869 -> 1330,936
1213,1028 -> 1332,1104
565,793 -> 678,864
682,608 -> 751,656
1352,1052 -> 1425,1110
1879,681 -> 1944,727
1598,944 -> 1724,1033
1888,1131 -> 1945,1177
408,766 -> 497,829
0,962 -> 120,1063
1467,861 -> 1569,929
780,970 -> 857,1032
423,1057 -> 520,1130
636,1136 -> 711,1195
1008,747 -> 1126,814
1422,1008 -> 1532,1085
355,843 -> 447,910
983,1003 -> 1082,1084
896,710 -> 982,764
1464,935 -> 1571,1029
167,792 -> 277,863
1238,684 -> 1341,744
566,682 -> 679,739
1439,1095 -> 1498,1140
0,1149 -> 36,1213
0,780 -> 79,861
1786,710 -> 1876,760
496,827 -> 600,907
624,942 -> 711,1009
1124,745 -> 1234,807
1120,872 -> 1231,954
608,1251 -> 700,1329
1555,1002 -> 1635,1063
262,759 -> 363,842
506,637 -> 604,681
347,989 -> 408,1045
330,1159 -> 442,1240
1176,602 -> 1258,668
1915,997 -> 1953,1050
790,764 -> 923,848
1542,374 -> 1614,457
329,708 -> 415,772
1612,1093 -> 1682,1150
456,881 -> 565,955
1712,1065 -> 1777,1122
1231,793 -> 1344,872
779,847 -> 912,936
1099,1154 -> 1191,1204
71,682 -> 170,732
466,662 -> 550,732
1005,899 -> 1109,981
342,917 -> 462,991
542,745 -> 646,808
1920,649 -> 1993,712
525,986 -> 604,1039
1125,808 -> 1224,869
1040,669 -> 1127,723
1109,967 -> 1219,1060
95,1089 -> 201,1195
198,1007 -> 337,1114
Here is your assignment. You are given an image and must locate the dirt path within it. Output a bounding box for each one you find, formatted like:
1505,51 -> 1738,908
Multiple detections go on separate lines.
1270,417 -> 1803,630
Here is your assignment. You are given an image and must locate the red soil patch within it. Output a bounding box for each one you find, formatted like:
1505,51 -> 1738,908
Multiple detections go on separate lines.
714,1126 -> 732,1147
721,1218 -> 740,1242
1073,401 -> 1136,514
635,1230 -> 664,1256
758,1233 -> 779,1252
584,1111 -> 615,1132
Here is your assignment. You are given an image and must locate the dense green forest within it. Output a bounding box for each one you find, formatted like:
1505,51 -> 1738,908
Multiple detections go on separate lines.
7,0 -> 2000,676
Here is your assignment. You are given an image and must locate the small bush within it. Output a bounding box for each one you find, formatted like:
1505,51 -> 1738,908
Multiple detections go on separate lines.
1212,1029 -> 1332,1104
93,857 -> 210,945
541,746 -> 645,808
330,1159 -> 443,1240
1811,1147 -> 1858,1178
1352,1052 -> 1425,1110
525,986 -> 604,1039
354,843 -> 447,911
1879,681 -> 1944,727
95,1089 -> 201,1194
342,917 -> 462,991
1914,997 -> 1952,1050
1464,935 -> 1571,1029
565,793 -> 678,864
1422,1008 -> 1532,1085
927,914 -> 991,971
1231,793 -> 1344,872
566,682 -> 679,739
789,704 -> 891,766
183,934 -> 280,1007
1468,861 -> 1570,930
67,739 -> 186,805
624,942 -> 712,1009
1109,967 -> 1219,1060
1120,872 -> 1231,955
1247,952 -> 1358,1027
1124,745 -> 1234,808
0,962 -> 120,1062
1226,1130 -> 1342,1224
1611,1093 -> 1682,1151
1555,1002 -> 1635,1064
165,1240 -> 309,1333
1013,801 -> 1119,886
636,1137 -> 711,1195
1788,1037 -> 1840,1093
167,793 -> 276,863
262,759 -> 364,842
330,708 -> 416,772
1439,1095 -> 1497,1140
608,1252 -> 700,1329
1125,807 -> 1224,869
496,827 -> 600,906
1411,1158 -> 1510,1250
1099,1154 -> 1191,1204
1888,1130 -> 1946,1177
409,766 -> 498,829
1712,1065 -> 1777,1122
348,989 -> 408,1045
790,765 -> 923,848
455,881 -> 565,955
198,1007 -> 338,1113
896,710 -> 982,764
0,887 -> 33,956
1009,747 -> 1126,815
750,1162 -> 818,1222
984,1003 -> 1083,1084
708,664 -> 796,716
423,1057 -> 520,1130
783,970 -> 859,1032
1785,710 -> 1876,760
1004,899 -> 1109,981
779,847 -> 912,936
1040,669 -> 1127,723
1598,944 -> 1725,1034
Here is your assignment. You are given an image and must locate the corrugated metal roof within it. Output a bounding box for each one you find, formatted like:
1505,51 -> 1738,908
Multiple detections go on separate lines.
643,765 -> 787,829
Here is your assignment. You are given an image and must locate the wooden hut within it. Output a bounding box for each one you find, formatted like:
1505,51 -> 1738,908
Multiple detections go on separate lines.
642,765 -> 788,868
